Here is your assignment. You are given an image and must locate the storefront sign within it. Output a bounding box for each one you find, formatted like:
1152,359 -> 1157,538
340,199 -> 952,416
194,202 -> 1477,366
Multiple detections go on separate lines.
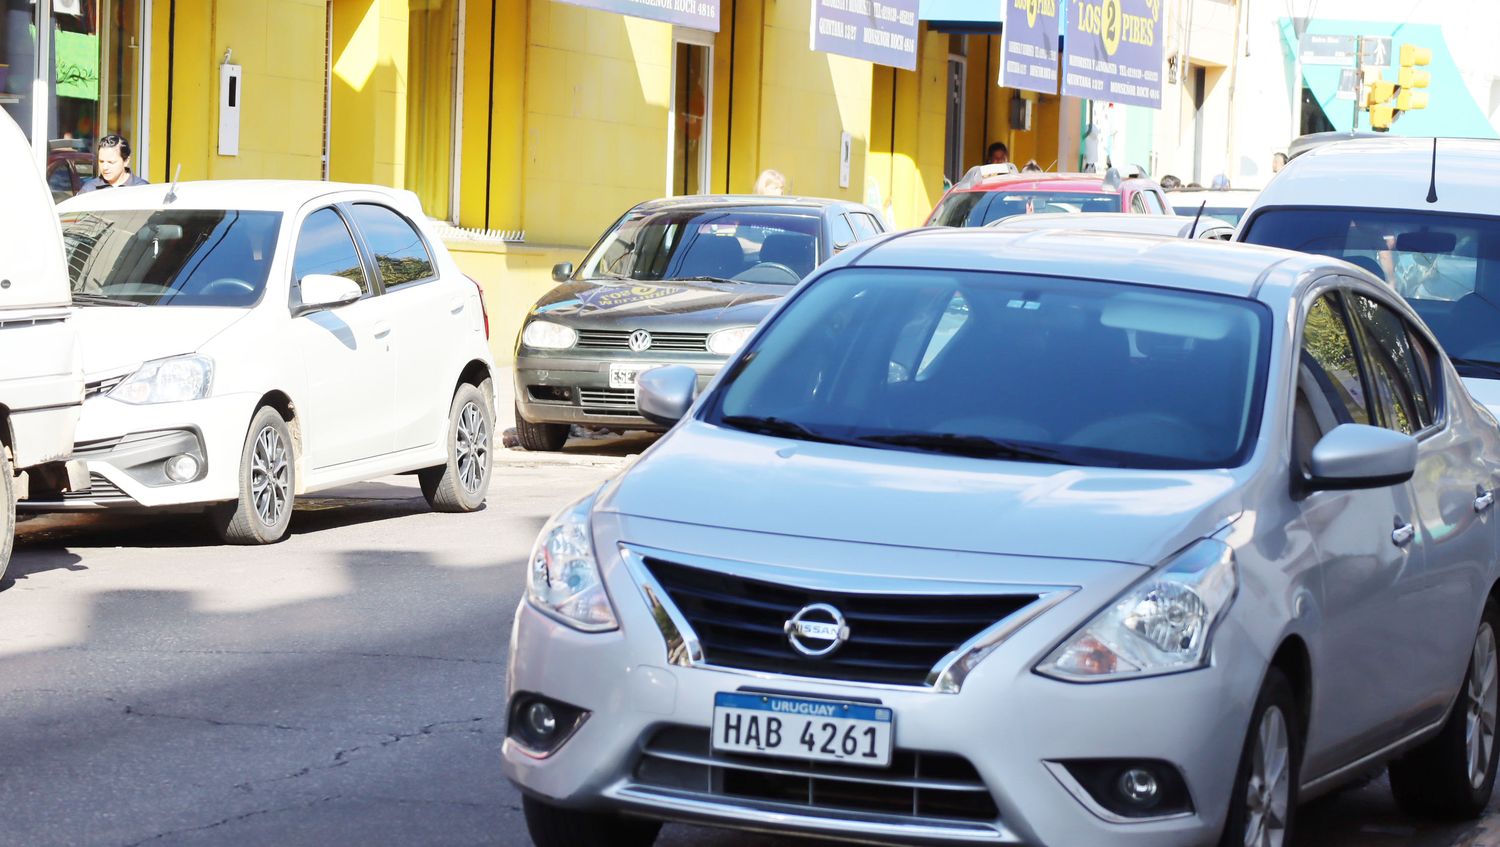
999,0 -> 1060,94
809,0 -> 920,71
1061,0 -> 1164,108
554,0 -> 720,32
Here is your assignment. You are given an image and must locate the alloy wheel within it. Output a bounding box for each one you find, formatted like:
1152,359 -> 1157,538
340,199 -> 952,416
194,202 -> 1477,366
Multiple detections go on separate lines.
1467,624 -> 1499,790
456,401 -> 489,495
1244,704 -> 1290,847
250,426 -> 290,526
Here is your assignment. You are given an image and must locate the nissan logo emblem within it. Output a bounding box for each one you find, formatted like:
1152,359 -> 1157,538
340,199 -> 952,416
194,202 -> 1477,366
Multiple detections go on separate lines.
784,603 -> 850,658
628,330 -> 653,352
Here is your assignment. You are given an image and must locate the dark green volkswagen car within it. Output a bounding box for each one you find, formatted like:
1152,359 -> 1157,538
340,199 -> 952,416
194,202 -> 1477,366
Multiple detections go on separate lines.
513,195 -> 886,450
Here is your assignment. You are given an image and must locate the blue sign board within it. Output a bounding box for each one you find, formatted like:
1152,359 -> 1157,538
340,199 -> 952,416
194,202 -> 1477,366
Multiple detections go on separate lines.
554,0 -> 720,31
999,0 -> 1061,94
810,0 -> 920,71
1061,0 -> 1164,109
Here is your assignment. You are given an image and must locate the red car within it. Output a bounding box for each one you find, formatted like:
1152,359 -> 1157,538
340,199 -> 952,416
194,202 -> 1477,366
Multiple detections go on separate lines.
46,148 -> 96,202
926,165 -> 1174,228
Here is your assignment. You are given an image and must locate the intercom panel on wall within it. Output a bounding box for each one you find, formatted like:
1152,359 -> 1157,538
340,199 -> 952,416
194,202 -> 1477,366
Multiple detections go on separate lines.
219,63 -> 243,157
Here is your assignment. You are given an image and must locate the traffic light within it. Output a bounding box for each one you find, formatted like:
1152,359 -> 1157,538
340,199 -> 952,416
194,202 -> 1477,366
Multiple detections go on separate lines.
1364,42 -> 1432,131
1396,89 -> 1429,111
1366,79 -> 1396,109
1370,104 -> 1395,131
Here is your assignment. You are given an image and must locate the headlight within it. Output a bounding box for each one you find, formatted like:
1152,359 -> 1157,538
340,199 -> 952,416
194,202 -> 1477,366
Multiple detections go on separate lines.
526,494 -> 618,632
1037,538 -> 1237,681
110,354 -> 214,404
521,320 -> 578,350
706,326 -> 756,357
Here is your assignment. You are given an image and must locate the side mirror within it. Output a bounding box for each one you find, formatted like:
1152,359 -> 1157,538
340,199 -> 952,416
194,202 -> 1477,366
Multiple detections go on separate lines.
1308,424 -> 1418,490
295,273 -> 363,316
552,262 -> 575,283
637,365 -> 698,427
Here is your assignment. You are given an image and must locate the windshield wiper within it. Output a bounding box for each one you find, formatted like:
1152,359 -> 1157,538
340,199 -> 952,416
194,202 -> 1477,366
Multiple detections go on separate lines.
1450,357 -> 1500,378
673,275 -> 745,285
858,432 -> 1084,465
720,415 -> 854,445
71,293 -> 143,307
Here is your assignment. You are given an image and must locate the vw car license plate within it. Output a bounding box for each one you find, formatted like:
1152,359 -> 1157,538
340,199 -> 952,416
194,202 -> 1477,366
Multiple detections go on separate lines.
608,362 -> 663,389
712,692 -> 894,768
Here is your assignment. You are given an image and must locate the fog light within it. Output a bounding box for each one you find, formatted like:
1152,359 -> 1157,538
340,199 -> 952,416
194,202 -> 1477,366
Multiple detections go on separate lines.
164,453 -> 200,482
524,702 -> 557,740
1058,759 -> 1193,819
508,693 -> 588,757
1118,768 -> 1160,807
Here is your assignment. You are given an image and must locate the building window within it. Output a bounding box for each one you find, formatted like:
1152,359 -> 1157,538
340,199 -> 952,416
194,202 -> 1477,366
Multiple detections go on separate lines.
671,30 -> 711,196
405,0 -> 462,221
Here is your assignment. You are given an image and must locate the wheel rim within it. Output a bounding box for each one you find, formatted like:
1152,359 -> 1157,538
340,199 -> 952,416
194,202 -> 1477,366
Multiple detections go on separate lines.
455,401 -> 489,495
250,426 -> 290,527
1467,624 -> 1498,789
1243,704 -> 1291,847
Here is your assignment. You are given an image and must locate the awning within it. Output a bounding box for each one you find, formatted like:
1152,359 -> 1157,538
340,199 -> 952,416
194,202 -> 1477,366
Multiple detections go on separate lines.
1282,19 -> 1496,139
919,0 -> 1001,32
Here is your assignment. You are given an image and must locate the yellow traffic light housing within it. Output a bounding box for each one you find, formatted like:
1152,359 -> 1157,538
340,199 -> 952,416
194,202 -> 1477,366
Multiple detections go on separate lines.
1397,89 -> 1429,111
1366,80 -> 1396,108
1370,105 -> 1396,131
1400,44 -> 1432,67
1398,67 -> 1431,89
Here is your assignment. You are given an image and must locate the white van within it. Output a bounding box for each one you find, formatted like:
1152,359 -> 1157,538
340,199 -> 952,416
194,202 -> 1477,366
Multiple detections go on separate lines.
0,111 -> 83,580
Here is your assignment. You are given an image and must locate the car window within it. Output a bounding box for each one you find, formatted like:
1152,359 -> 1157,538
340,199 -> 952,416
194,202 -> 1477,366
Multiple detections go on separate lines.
1141,191 -> 1166,214
849,212 -> 881,240
1349,292 -> 1433,432
293,207 -> 369,294
978,192 -> 1122,225
710,267 -> 1270,470
579,209 -> 821,284
47,164 -> 73,193
1293,293 -> 1372,472
1130,193 -> 1149,214
348,203 -> 435,289
829,213 -> 856,250
929,192 -> 990,227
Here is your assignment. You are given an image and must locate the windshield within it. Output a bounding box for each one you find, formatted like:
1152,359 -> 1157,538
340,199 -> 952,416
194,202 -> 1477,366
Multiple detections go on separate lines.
709,268 -> 1270,470
1176,206 -> 1245,226
60,210 -> 283,307
578,209 -> 821,285
1242,208 -> 1500,370
931,190 -> 1122,227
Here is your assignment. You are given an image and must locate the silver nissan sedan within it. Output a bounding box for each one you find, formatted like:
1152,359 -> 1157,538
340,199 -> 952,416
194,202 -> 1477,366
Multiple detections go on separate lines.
504,229 -> 1500,847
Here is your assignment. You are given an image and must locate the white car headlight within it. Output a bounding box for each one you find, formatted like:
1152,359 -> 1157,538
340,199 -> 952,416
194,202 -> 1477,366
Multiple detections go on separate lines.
1037,538 -> 1237,681
521,320 -> 578,350
110,354 -> 214,405
706,326 -> 756,357
526,494 -> 618,632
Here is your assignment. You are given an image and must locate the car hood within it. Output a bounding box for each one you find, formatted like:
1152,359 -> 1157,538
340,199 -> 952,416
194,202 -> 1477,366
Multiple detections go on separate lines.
1463,377 -> 1500,421
530,279 -> 790,327
600,422 -> 1245,567
72,305 -> 251,376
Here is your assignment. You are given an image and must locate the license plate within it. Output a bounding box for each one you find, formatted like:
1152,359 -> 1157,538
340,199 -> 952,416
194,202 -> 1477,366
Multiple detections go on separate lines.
712,692 -> 894,768
608,362 -> 664,390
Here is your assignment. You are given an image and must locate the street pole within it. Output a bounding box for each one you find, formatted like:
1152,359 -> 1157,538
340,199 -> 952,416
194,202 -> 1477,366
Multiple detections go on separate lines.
1351,35 -> 1363,133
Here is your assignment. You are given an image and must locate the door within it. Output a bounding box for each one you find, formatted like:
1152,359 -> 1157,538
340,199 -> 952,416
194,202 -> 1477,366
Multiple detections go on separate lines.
669,29 -> 711,196
285,206 -> 394,468
1349,287 -> 1497,726
345,202 -> 451,453
1296,290 -> 1428,775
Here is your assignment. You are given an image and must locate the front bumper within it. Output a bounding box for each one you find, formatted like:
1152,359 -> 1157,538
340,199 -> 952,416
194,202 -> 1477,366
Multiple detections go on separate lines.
503,518 -> 1264,846
514,351 -> 722,430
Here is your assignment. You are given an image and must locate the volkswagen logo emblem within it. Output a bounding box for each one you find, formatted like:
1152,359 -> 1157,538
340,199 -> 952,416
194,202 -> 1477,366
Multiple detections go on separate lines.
784,603 -> 850,658
628,330 -> 653,352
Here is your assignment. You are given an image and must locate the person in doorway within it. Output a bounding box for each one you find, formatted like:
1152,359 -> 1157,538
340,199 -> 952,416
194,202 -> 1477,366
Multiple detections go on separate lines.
987,142 -> 1010,165
78,135 -> 149,192
753,169 -> 787,196
1271,152 -> 1288,174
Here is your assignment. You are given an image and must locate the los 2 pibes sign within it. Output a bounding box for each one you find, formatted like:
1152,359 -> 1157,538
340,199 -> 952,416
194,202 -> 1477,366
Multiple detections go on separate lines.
1000,0 -> 1061,95
1061,0 -> 1164,108
809,0 -> 919,71
554,0 -> 719,31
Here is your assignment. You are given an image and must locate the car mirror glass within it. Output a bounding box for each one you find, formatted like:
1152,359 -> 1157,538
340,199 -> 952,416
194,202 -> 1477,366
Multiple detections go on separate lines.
1307,423 -> 1418,490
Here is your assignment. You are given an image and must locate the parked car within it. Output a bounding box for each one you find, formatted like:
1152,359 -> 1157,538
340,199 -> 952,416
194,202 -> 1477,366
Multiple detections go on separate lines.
1237,137 -> 1500,414
46,142 -> 96,202
926,165 -> 1173,228
1169,187 -> 1259,226
506,228 -> 1500,847
987,210 -> 1233,240
512,195 -> 886,451
37,181 -> 496,544
0,111 -> 83,580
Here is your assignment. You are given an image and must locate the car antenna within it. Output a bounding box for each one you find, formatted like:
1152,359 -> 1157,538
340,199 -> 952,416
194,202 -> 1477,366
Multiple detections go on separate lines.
1187,200 -> 1208,239
163,163 -> 182,205
1425,137 -> 1439,204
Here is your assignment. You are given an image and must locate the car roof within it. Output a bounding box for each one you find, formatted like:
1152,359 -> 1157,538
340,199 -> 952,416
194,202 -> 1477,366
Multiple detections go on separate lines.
848,228 -> 1330,301
1251,137 -> 1500,217
630,194 -> 863,214
986,212 -> 1197,237
951,172 -> 1158,194
1169,189 -> 1259,206
55,180 -> 422,214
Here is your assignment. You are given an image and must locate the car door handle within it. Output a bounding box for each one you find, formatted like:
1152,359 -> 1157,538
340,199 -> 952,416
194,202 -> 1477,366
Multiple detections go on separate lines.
374,321 -> 392,339
1392,518 -> 1415,547
450,298 -> 466,315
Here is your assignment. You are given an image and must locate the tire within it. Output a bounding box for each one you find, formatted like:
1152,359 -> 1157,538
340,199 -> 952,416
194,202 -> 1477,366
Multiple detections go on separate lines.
522,796 -> 660,847
1389,600 -> 1500,819
1219,667 -> 1301,847
210,407 -> 295,545
419,382 -> 493,513
514,402 -> 569,452
0,447 -> 13,584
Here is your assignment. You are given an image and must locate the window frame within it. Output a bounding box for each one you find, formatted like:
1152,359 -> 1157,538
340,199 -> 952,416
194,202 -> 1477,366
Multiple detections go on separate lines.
1345,280 -> 1447,437
345,201 -> 440,292
288,204 -> 378,313
1290,286 -> 1377,479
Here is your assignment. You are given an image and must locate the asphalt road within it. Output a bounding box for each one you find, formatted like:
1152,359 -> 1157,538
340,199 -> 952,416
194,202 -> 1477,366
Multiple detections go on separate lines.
2,432 -> 1498,847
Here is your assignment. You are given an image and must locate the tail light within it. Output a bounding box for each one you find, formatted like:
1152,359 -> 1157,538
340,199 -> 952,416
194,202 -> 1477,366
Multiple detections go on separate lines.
467,275 -> 490,339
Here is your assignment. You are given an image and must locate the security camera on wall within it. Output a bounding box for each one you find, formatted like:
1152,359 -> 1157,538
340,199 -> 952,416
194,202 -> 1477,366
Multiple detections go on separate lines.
1009,95 -> 1033,133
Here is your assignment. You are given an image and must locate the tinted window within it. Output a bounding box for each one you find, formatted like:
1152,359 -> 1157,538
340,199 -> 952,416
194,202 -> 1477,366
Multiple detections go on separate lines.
1293,294 -> 1370,473
580,209 -> 821,284
293,208 -> 369,294
977,192 -> 1122,225
348,203 -> 435,288
829,213 -> 856,249
48,164 -> 74,193
60,210 -> 282,307
849,212 -> 881,240
711,268 -> 1269,470
930,192 -> 989,227
1351,293 -> 1432,432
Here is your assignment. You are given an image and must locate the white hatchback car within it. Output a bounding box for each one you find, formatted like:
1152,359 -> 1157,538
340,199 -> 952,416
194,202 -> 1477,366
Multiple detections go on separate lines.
40,181 -> 497,543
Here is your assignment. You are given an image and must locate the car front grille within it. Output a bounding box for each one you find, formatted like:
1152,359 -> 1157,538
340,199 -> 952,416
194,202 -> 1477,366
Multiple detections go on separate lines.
642,557 -> 1040,687
83,374 -> 126,400
575,329 -> 709,352
61,473 -> 130,502
632,726 -> 999,823
578,388 -> 638,416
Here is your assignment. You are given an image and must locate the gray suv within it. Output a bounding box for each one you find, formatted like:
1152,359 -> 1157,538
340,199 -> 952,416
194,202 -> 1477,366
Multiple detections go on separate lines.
505,229 -> 1500,846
